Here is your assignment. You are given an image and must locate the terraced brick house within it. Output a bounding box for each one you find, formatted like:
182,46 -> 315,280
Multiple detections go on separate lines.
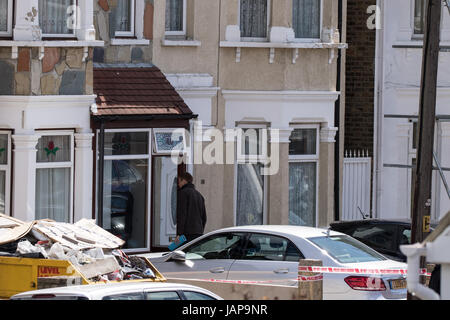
0,0 -> 348,254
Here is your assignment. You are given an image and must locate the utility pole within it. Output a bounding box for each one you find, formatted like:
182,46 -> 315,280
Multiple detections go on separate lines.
409,0 -> 442,299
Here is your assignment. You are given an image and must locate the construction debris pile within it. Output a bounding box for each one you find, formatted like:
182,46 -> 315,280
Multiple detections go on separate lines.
0,214 -> 156,282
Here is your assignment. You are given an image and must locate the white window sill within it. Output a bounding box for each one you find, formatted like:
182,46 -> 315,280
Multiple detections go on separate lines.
219,41 -> 347,64
110,38 -> 150,46
393,40 -> 450,49
162,39 -> 202,47
219,41 -> 347,49
0,40 -> 104,47
0,40 -> 104,60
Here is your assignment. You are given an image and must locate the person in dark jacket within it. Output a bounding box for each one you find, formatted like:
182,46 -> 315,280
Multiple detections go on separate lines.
176,172 -> 207,243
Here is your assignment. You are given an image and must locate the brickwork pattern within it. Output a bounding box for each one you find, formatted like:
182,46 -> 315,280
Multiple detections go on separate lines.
345,0 -> 376,156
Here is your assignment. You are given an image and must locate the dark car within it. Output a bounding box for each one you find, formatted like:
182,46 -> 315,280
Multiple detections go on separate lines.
329,219 -> 436,262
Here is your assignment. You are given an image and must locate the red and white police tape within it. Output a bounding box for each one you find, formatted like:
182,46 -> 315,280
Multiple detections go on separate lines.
168,266 -> 430,285
298,266 -> 431,277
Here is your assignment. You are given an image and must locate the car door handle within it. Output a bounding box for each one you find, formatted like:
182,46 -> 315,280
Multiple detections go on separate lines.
209,267 -> 226,274
273,268 -> 289,274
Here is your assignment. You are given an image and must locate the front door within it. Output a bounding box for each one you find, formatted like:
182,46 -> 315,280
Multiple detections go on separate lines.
152,157 -> 179,249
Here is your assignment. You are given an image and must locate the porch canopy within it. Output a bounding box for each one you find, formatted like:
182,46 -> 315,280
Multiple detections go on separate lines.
92,63 -> 194,120
92,63 -> 195,232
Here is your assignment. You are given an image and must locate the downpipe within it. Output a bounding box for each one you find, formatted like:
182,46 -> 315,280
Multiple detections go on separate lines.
400,243 -> 440,300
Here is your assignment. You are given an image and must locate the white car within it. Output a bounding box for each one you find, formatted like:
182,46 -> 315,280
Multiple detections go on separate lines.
10,282 -> 223,301
138,225 -> 408,300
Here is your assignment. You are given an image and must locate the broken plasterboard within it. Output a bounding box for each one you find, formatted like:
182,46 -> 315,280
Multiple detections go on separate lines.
0,214 -> 34,246
77,256 -> 121,279
31,219 -> 125,251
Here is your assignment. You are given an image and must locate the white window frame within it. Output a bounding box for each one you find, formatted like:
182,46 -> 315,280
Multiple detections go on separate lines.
114,0 -> 136,38
292,0 -> 323,43
0,131 -> 11,216
35,130 -> 75,223
39,0 -> 78,38
165,0 -> 187,37
411,0 -> 426,39
288,124 -> 320,227
234,124 -> 269,226
0,0 -> 13,37
238,0 -> 271,42
96,128 -> 152,253
236,124 -> 269,163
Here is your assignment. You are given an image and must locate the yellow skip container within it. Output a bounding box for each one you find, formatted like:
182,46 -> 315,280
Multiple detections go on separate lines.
0,256 -> 166,299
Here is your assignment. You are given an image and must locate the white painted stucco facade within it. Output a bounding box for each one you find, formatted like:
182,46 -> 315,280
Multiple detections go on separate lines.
374,0 -> 450,223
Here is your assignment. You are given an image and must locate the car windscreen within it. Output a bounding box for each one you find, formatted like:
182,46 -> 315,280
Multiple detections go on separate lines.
308,235 -> 388,263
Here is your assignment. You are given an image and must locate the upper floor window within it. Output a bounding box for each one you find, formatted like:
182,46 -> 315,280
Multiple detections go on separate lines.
292,0 -> 321,40
114,0 -> 136,37
39,0 -> 76,37
414,0 -> 426,35
240,0 -> 269,40
0,0 -> 13,37
165,0 -> 186,36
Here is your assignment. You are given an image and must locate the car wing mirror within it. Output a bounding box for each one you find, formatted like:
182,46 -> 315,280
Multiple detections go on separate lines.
170,250 -> 186,262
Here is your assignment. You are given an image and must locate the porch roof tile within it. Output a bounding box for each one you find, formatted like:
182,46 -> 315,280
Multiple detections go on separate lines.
93,65 -> 193,117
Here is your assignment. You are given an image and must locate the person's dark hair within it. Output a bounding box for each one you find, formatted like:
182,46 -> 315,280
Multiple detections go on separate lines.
178,172 -> 193,183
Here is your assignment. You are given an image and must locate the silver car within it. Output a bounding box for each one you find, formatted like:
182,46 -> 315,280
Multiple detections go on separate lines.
10,282 -> 223,300
139,225 -> 408,300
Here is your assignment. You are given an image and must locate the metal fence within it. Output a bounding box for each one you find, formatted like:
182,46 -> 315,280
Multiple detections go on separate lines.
342,150 -> 372,221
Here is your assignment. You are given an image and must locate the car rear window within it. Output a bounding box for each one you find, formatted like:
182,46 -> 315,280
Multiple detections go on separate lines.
183,291 -> 216,300
308,235 -> 387,263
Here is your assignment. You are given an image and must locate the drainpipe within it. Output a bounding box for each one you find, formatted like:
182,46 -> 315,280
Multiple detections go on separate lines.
97,120 -> 105,228
334,0 -> 344,222
400,243 -> 440,300
373,0 -> 384,218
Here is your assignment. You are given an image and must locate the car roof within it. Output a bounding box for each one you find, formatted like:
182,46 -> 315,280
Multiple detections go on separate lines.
206,225 -> 343,238
13,281 -> 213,298
330,219 -> 438,227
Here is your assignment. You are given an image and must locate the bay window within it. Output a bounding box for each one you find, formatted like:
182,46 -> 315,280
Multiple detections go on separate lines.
240,0 -> 270,40
0,132 -> 11,215
39,0 -> 76,37
235,127 -> 268,226
0,0 -> 12,36
165,0 -> 187,36
292,0 -> 321,40
114,0 -> 136,37
35,132 -> 74,222
288,127 -> 319,227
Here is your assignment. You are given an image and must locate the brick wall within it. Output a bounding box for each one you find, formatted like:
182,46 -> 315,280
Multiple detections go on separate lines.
345,0 -> 376,156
